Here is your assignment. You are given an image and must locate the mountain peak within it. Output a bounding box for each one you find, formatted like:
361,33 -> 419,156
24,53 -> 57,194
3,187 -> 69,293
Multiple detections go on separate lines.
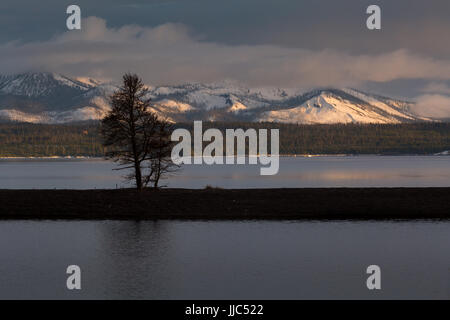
0,72 -> 93,97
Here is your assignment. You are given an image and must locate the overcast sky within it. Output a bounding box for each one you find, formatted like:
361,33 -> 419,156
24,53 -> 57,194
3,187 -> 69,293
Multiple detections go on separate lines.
1,0 -> 450,115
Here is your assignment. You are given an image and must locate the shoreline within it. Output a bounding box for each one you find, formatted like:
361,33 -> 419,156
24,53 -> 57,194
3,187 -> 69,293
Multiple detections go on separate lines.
0,188 -> 449,221
0,156 -> 102,160
0,153 -> 449,160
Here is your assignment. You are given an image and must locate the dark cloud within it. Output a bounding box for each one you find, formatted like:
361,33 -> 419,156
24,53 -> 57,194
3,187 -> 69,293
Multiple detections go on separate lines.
1,0 -> 449,57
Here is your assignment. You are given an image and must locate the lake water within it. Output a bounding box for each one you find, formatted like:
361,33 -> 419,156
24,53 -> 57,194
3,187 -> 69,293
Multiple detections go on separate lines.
0,220 -> 449,300
0,156 -> 449,299
0,155 -> 449,189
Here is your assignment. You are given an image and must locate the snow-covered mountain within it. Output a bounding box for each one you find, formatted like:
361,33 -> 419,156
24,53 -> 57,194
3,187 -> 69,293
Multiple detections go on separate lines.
0,72 -> 430,124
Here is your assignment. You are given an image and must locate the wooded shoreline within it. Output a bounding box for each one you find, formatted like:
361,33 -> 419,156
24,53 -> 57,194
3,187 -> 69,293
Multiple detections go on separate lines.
0,188 -> 449,220
1,122 -> 449,157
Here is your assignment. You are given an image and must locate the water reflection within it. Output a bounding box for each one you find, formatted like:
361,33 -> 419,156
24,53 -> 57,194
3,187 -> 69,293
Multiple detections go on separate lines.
0,220 -> 449,299
95,221 -> 173,299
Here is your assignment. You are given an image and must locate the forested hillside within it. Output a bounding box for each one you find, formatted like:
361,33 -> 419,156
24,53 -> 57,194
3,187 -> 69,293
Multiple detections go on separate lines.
0,122 -> 105,157
0,122 -> 449,157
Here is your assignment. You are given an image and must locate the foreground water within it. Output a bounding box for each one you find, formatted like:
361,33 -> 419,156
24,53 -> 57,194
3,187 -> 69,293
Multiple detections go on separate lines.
0,157 -> 449,299
0,220 -> 449,299
0,156 -> 449,189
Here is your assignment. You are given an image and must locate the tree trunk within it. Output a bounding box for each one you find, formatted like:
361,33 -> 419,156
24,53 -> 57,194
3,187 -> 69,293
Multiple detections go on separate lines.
134,160 -> 142,190
153,171 -> 160,189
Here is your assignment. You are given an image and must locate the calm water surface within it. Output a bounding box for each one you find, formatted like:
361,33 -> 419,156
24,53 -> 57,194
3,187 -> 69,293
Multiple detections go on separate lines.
0,156 -> 449,189
0,156 -> 449,299
0,220 -> 449,300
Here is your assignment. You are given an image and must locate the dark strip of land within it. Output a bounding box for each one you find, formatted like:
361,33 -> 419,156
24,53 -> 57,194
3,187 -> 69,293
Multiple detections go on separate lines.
0,188 -> 449,220
1,122 -> 450,157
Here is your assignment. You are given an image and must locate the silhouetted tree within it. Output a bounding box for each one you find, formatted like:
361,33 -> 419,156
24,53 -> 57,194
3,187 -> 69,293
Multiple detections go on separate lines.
146,120 -> 179,188
100,73 -> 177,190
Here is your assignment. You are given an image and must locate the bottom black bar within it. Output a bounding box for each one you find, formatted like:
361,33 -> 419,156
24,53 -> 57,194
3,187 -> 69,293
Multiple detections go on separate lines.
1,300 -> 449,318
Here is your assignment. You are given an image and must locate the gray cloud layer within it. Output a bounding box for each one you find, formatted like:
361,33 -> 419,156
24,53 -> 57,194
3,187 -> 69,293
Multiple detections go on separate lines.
2,17 -> 450,90
1,0 -> 449,58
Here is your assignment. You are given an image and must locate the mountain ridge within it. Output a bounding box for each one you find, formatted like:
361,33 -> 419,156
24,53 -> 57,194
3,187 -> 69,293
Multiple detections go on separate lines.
0,72 -> 431,124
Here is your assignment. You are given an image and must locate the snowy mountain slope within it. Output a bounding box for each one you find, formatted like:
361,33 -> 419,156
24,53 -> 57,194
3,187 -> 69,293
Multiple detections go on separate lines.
342,89 -> 419,121
0,72 -> 113,122
260,89 -> 429,124
0,72 -> 92,97
0,72 -> 432,124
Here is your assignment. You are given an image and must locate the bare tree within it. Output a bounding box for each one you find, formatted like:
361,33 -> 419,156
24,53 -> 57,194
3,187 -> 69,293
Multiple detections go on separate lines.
146,120 -> 179,188
100,73 -> 177,190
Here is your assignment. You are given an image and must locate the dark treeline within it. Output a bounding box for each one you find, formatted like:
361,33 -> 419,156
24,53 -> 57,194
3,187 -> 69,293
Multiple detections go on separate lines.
0,122 -> 105,157
0,121 -> 449,157
190,122 -> 450,155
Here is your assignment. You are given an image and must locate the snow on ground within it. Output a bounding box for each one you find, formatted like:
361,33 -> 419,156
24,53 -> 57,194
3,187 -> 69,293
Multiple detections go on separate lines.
260,93 -> 400,124
248,86 -> 304,101
343,89 -> 417,120
156,99 -> 193,112
75,77 -> 102,87
228,101 -> 248,113
185,91 -> 229,110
